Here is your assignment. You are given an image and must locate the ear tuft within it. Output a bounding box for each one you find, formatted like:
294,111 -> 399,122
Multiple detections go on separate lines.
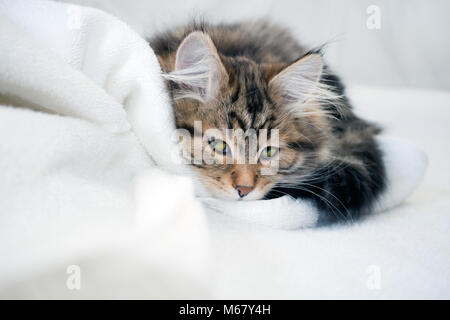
268,54 -> 324,105
164,31 -> 227,101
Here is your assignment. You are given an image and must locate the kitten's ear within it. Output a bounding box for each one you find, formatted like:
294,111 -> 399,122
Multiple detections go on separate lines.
170,31 -> 227,100
268,54 -> 323,105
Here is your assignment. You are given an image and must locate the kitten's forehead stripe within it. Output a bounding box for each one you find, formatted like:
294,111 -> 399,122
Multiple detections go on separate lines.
228,111 -> 247,130
226,58 -> 274,131
230,82 -> 240,105
256,114 -> 275,131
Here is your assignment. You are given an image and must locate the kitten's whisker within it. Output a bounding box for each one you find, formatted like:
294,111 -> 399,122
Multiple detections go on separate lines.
274,184 -> 350,222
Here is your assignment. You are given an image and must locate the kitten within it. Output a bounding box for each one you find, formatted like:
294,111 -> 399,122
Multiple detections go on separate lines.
149,20 -> 386,224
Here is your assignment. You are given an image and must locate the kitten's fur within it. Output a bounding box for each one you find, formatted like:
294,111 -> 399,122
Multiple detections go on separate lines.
149,20 -> 386,224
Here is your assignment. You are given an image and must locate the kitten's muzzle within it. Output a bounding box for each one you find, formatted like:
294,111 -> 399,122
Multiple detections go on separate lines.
235,185 -> 254,198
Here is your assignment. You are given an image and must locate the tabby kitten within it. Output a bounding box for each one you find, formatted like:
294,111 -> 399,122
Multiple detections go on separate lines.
149,20 -> 386,224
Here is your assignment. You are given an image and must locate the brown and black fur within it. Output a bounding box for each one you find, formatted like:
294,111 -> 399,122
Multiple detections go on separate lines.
149,20 -> 386,225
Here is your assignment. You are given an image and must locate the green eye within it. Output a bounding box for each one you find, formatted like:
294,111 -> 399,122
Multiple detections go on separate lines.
261,146 -> 278,159
209,139 -> 230,155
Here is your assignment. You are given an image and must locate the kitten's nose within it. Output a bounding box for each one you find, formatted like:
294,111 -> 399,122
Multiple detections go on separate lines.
235,185 -> 254,198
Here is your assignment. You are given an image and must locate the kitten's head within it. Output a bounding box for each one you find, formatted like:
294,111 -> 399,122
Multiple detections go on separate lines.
165,32 -> 338,200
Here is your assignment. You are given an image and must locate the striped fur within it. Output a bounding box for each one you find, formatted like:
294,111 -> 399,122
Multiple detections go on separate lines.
149,20 -> 386,224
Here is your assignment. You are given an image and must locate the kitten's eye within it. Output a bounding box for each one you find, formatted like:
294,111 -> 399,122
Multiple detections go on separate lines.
260,146 -> 279,160
209,139 -> 230,155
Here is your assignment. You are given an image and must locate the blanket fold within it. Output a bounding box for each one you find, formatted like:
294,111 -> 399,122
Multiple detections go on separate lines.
0,0 -> 209,299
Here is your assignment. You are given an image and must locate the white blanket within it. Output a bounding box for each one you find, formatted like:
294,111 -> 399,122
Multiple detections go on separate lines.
0,0 -> 437,299
0,0 -> 208,298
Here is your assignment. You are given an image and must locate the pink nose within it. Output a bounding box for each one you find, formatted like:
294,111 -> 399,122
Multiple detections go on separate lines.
235,185 -> 254,198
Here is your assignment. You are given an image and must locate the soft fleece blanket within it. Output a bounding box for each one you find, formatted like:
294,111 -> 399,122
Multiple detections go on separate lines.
0,0 -> 209,298
0,0 -> 437,298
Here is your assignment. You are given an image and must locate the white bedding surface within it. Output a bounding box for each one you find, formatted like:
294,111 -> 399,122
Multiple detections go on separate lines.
206,86 -> 450,299
2,86 -> 447,299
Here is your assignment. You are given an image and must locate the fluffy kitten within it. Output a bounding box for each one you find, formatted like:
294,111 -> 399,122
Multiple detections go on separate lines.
149,20 -> 386,224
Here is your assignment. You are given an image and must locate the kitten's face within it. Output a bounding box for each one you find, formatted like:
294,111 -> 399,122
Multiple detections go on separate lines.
168,32 -> 331,200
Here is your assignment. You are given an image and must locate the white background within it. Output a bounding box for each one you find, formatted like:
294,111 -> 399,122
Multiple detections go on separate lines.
58,0 -> 450,91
